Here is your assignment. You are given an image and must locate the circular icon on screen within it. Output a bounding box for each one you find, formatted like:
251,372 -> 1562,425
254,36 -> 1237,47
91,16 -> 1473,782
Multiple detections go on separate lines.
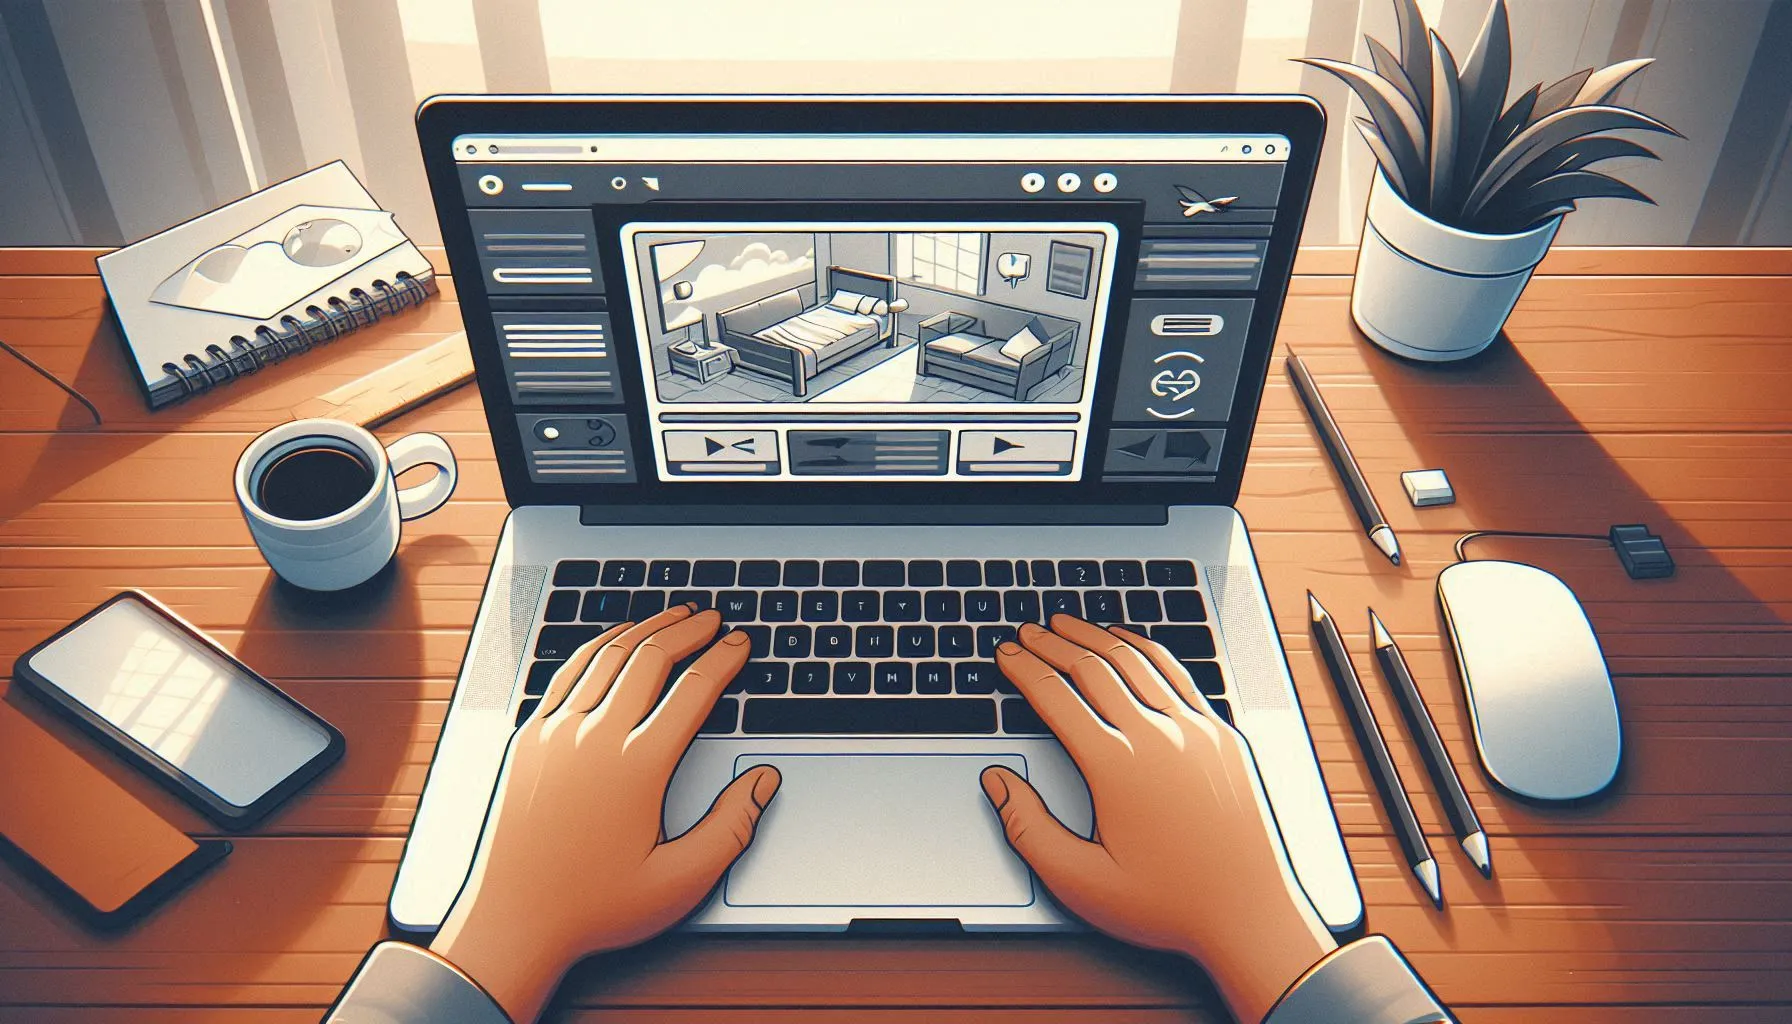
1020,172 -> 1045,193
477,174 -> 503,195
1057,172 -> 1082,193
610,176 -> 628,190
1093,172 -> 1118,193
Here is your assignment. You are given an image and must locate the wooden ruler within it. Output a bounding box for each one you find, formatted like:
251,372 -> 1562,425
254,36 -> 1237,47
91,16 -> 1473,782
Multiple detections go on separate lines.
290,332 -> 475,428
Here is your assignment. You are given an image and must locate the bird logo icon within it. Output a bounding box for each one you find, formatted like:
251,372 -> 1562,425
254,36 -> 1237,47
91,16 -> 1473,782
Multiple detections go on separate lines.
1175,185 -> 1238,217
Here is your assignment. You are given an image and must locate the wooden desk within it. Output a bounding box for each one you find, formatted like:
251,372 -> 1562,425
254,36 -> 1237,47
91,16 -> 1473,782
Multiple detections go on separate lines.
2,247 -> 1788,1023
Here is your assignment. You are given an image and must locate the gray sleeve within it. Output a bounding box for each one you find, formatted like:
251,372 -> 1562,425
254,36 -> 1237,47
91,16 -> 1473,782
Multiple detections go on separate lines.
1263,936 -> 1453,1024
322,941 -> 512,1024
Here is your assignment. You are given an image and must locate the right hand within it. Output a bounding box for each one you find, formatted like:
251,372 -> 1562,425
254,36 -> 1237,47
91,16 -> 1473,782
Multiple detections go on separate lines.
987,615 -> 1337,1023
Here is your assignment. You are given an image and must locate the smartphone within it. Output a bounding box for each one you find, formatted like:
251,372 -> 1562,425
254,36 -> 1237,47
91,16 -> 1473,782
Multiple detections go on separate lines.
14,591 -> 345,830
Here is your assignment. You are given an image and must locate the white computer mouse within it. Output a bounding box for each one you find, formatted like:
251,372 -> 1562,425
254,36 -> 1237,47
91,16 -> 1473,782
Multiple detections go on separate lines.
1437,559 -> 1622,801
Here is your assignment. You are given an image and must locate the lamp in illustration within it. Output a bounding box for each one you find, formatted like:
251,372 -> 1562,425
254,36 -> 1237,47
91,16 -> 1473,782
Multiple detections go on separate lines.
996,252 -> 1031,288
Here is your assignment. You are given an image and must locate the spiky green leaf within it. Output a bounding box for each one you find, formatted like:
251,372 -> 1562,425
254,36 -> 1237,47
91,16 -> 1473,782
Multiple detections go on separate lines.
1572,57 -> 1653,106
1496,134 -> 1662,201
1480,169 -> 1653,233
1465,104 -> 1679,218
1531,68 -> 1594,123
1391,0 -> 1433,116
1427,31 -> 1464,218
1355,117 -> 1415,200
1489,83 -> 1541,149
1366,36 -> 1427,120
1453,0 -> 1512,204
1296,57 -> 1430,203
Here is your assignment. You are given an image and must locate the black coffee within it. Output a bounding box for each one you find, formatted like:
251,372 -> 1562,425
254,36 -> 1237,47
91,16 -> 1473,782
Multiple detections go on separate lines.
257,445 -> 375,521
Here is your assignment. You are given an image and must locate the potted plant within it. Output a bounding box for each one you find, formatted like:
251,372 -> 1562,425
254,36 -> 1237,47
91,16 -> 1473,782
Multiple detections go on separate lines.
1299,0 -> 1678,361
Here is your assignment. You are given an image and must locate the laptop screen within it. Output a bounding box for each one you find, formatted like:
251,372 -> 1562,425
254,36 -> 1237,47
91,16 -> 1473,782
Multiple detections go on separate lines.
419,99 -> 1320,507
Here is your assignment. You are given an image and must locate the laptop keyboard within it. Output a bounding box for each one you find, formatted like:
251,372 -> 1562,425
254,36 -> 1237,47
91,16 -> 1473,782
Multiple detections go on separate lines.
518,558 -> 1231,734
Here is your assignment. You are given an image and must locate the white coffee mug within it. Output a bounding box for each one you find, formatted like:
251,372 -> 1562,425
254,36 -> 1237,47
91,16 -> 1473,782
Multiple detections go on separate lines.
234,418 -> 458,591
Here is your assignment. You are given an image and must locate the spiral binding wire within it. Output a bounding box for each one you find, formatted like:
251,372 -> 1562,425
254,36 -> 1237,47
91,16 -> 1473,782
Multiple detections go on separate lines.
161,271 -> 435,399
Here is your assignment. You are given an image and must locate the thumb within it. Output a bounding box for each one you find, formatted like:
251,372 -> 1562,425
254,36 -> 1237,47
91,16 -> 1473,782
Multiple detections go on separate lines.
981,766 -> 1113,899
650,765 -> 781,901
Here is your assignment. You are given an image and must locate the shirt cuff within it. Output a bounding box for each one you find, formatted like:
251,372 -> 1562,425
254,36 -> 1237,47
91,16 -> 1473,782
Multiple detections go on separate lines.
324,941 -> 512,1024
1263,935 -> 1452,1024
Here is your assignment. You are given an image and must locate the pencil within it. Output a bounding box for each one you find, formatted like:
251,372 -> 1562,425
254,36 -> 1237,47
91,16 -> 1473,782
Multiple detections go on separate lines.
1308,592 -> 1440,907
1286,352 -> 1401,565
1371,610 -> 1492,878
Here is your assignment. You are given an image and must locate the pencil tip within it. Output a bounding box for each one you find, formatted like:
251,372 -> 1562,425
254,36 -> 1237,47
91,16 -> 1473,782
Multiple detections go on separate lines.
1370,610 -> 1392,648
1462,832 -> 1492,877
1415,859 -> 1442,907
1371,526 -> 1401,564
1306,591 -> 1327,622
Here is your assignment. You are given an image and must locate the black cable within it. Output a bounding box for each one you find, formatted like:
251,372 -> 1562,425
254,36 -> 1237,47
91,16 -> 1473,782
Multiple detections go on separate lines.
0,336 -> 102,425
1454,529 -> 1610,563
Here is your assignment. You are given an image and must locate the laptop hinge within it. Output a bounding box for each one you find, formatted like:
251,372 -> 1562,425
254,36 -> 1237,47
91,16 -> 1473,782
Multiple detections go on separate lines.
579,504 -> 1170,527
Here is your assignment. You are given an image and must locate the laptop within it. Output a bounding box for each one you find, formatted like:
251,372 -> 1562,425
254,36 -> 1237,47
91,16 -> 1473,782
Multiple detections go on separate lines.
392,96 -> 1361,936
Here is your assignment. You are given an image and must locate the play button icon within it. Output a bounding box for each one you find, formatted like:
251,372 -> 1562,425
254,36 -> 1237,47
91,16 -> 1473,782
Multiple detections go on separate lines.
992,437 -> 1024,454
705,437 -> 725,456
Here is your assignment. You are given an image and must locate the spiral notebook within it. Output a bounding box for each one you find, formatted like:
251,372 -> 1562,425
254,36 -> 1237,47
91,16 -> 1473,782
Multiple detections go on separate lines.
96,161 -> 437,409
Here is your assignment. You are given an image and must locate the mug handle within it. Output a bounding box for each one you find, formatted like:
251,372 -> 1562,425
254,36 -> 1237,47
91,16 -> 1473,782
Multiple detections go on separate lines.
386,432 -> 458,521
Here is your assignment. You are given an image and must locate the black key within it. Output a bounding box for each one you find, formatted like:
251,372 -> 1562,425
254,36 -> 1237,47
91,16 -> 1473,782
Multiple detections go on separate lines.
774,625 -> 812,659
736,625 -> 772,658
1043,590 -> 1081,619
692,560 -> 736,587
955,662 -> 999,694
801,591 -> 839,622
743,697 -> 997,734
739,560 -> 781,587
1002,697 -> 1050,735
1163,590 -> 1207,622
939,625 -> 974,658
1083,590 -> 1124,623
815,625 -> 852,658
855,625 -> 894,659
581,589 -> 629,622
875,662 -> 914,694
916,662 -> 953,694
524,659 -> 562,696
964,591 -> 1001,622
716,590 -> 758,622
648,559 -> 690,587
925,590 -> 962,622
628,590 -> 667,620
515,697 -> 541,726
983,560 -> 1015,587
1058,560 -> 1100,587
740,662 -> 790,694
1123,590 -> 1163,623
1004,590 -> 1043,623
842,590 -> 881,622
946,559 -> 982,586
668,590 -> 713,612
1150,625 -> 1216,659
832,662 -> 872,694
1207,696 -> 1233,726
761,590 -> 799,622
906,560 -> 944,587
544,590 -> 581,622
822,559 -> 860,586
1030,559 -> 1057,586
1014,560 -> 1031,587
1146,559 -> 1198,587
862,560 -> 905,587
977,625 -> 1018,658
882,590 -> 922,622
535,624 -> 606,659
554,560 -> 599,587
602,560 -> 647,587
782,560 -> 821,587
791,662 -> 830,694
898,625 -> 936,658
1181,660 -> 1227,696
699,697 -> 739,734
1102,560 -> 1145,587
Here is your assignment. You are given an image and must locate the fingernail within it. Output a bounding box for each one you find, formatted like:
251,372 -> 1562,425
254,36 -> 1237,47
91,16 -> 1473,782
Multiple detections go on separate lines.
723,630 -> 750,646
996,640 -> 1022,656
980,766 -> 1009,807
684,601 -> 701,611
1017,621 -> 1042,635
750,765 -> 781,809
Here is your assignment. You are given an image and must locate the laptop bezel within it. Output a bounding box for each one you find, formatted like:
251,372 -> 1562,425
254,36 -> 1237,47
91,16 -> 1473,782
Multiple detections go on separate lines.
416,95 -> 1323,510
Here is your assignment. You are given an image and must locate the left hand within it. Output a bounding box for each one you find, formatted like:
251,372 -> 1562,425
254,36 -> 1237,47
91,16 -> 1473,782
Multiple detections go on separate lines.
430,604 -> 779,1022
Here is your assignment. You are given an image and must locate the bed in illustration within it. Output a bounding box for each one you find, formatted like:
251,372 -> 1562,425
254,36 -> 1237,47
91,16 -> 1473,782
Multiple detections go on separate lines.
716,267 -> 903,397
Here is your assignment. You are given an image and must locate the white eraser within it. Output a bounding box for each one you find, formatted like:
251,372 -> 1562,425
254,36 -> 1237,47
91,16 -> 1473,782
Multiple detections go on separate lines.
1402,469 -> 1455,507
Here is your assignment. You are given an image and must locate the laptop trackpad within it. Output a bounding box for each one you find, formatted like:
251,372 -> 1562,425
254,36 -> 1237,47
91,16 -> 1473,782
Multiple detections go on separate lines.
723,753 -> 1034,908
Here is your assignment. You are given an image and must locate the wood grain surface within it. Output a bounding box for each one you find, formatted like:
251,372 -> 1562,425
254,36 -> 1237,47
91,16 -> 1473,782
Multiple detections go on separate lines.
1,249 -> 1788,1022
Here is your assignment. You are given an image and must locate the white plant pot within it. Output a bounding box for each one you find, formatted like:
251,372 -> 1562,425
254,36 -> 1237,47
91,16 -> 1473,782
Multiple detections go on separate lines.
1351,168 -> 1562,362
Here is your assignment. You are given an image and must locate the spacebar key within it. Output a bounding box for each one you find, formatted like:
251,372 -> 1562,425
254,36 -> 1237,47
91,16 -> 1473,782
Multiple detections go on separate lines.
742,698 -> 998,734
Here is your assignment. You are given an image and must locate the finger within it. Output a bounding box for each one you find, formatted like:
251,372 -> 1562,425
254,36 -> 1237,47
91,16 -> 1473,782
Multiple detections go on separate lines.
537,624 -> 631,718
648,765 -> 781,903
994,639 -> 1126,763
1021,618 -> 1153,733
563,604 -> 696,715
980,767 -> 1118,915
1050,616 -> 1183,716
596,609 -> 725,729
631,628 -> 751,759
1107,625 -> 1224,723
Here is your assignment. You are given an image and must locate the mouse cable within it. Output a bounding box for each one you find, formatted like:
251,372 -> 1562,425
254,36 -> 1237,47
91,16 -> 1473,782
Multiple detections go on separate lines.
1454,527 -> 1675,580
1452,530 -> 1608,563
0,335 -> 102,425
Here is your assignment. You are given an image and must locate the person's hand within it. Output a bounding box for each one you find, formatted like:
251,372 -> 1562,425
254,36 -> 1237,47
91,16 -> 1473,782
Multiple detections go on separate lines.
986,615 -> 1336,1023
430,604 -> 779,1022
